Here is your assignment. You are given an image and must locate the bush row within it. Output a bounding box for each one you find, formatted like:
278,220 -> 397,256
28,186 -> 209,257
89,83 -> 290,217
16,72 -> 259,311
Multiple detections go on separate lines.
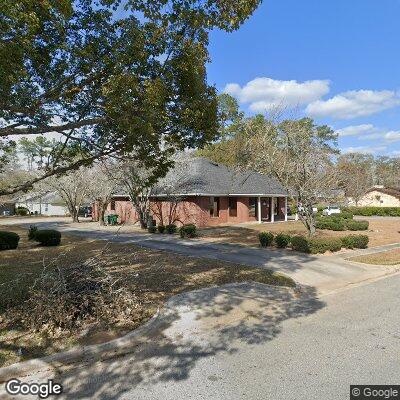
0,227 -> 62,250
0,231 -> 20,250
344,206 -> 400,217
316,217 -> 369,231
291,234 -> 369,254
180,224 -> 197,238
258,232 -> 291,248
34,230 -> 61,246
148,224 -> 178,234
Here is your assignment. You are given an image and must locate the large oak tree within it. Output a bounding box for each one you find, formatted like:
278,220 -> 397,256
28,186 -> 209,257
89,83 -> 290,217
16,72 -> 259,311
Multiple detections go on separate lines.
0,0 -> 261,195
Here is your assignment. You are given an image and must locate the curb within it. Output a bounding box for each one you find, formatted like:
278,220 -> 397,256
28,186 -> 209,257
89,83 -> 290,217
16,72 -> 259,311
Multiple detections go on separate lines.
0,308 -> 162,383
0,281 -> 297,383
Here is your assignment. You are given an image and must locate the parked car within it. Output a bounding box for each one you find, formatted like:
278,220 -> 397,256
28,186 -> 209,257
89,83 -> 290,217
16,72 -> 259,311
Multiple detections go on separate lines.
78,206 -> 92,218
297,205 -> 318,214
322,206 -> 341,216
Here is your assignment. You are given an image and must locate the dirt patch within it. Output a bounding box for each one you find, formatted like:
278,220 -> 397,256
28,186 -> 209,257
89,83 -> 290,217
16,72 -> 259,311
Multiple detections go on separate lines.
198,217 -> 400,248
350,248 -> 400,266
0,225 -> 294,367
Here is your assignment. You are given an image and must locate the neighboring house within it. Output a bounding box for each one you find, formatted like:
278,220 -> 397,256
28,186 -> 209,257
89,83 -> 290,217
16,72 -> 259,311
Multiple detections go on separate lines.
0,199 -> 16,216
348,186 -> 400,207
94,158 -> 289,227
16,192 -> 69,216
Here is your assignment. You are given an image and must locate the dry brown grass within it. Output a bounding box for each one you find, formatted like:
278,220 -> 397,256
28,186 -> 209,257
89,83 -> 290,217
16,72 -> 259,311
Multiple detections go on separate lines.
0,225 -> 294,367
198,217 -> 400,248
350,248 -> 400,266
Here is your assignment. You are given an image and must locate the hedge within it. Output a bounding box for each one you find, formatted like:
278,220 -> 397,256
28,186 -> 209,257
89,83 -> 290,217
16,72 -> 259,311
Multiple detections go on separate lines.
345,220 -> 369,231
166,224 -> 177,234
34,230 -> 61,246
258,232 -> 274,247
335,211 -> 354,220
28,225 -> 38,240
157,225 -> 165,234
341,235 -> 369,249
16,207 -> 29,216
148,226 -> 157,233
180,224 -> 197,238
308,238 -> 342,254
275,233 -> 291,248
316,216 -> 369,231
0,231 -> 20,250
291,236 -> 310,253
344,206 -> 400,217
316,218 -> 346,231
291,236 -> 344,254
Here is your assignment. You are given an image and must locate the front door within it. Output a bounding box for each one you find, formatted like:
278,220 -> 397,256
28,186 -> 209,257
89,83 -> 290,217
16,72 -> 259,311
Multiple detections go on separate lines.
260,197 -> 270,221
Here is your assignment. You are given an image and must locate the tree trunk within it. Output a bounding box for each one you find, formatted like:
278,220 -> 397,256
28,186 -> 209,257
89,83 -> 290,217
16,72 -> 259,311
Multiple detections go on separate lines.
72,210 -> 79,223
99,201 -> 107,226
67,203 -> 79,223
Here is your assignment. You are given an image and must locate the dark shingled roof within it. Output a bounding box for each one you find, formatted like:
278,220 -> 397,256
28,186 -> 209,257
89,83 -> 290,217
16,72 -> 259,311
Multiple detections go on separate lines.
153,157 -> 288,196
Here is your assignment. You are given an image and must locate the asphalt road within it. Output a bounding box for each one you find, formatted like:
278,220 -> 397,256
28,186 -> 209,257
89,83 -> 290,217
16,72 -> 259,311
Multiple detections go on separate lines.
7,272 -> 399,400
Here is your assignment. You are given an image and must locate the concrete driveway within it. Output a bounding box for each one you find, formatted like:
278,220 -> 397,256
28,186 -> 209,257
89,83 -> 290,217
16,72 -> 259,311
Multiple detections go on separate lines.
1,217 -> 398,294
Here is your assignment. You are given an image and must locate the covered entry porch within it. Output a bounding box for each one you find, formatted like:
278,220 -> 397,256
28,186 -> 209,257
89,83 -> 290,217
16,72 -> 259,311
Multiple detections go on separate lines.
257,196 -> 287,223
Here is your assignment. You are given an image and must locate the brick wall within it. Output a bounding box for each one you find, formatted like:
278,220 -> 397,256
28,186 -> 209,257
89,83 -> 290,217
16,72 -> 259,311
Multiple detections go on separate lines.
93,195 -> 286,227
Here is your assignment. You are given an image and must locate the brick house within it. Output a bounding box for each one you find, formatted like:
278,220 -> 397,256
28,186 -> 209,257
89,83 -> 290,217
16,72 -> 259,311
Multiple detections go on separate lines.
93,158 -> 289,227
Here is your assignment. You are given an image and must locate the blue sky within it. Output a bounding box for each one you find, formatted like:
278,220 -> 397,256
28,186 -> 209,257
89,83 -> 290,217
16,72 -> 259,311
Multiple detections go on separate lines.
207,0 -> 400,157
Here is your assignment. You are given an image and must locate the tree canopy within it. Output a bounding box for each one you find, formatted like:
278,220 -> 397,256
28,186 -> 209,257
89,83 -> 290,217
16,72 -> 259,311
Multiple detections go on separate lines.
0,0 -> 261,195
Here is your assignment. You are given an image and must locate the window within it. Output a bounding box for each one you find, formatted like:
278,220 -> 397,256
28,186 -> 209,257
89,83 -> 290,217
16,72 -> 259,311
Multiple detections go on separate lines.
209,197 -> 220,217
110,200 -> 116,211
249,197 -> 258,218
229,197 -> 237,217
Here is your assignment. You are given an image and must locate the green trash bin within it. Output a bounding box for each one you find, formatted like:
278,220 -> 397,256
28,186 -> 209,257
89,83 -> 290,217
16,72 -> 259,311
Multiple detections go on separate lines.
107,214 -> 118,225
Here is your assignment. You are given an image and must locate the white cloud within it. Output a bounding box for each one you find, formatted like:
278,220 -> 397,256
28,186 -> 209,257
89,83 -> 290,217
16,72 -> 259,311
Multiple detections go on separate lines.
384,130 -> 400,142
224,77 -> 330,113
341,145 -> 387,155
336,124 -> 400,143
306,90 -> 400,119
336,124 -> 377,137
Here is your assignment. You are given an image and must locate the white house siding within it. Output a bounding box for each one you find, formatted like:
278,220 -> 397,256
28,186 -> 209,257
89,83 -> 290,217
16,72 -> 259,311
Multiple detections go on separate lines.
16,202 -> 68,216
349,191 -> 400,207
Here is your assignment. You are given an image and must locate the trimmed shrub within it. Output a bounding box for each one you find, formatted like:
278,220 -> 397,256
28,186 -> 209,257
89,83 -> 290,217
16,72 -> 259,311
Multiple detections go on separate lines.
316,218 -> 346,231
34,230 -> 61,246
344,206 -> 400,217
336,211 -> 354,220
28,225 -> 38,240
275,233 -> 291,248
166,224 -> 177,234
0,231 -> 20,250
345,219 -> 369,231
16,207 -> 29,216
258,232 -> 274,247
291,236 -> 310,253
157,225 -> 165,234
308,238 -> 342,254
148,226 -> 157,233
341,235 -> 369,249
180,224 -> 197,238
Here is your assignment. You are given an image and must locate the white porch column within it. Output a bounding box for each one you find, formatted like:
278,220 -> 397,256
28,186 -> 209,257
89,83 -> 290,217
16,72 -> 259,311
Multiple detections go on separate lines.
270,197 -> 275,223
257,196 -> 261,223
284,197 -> 288,222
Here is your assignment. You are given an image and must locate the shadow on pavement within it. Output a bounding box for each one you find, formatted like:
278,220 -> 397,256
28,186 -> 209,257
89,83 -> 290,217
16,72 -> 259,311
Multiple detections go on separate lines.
54,282 -> 324,399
